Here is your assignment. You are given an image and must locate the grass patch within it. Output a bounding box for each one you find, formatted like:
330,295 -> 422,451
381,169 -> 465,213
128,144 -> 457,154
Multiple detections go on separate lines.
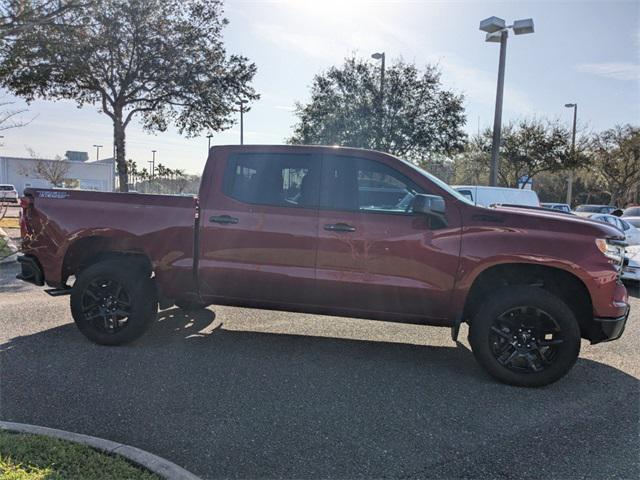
0,430 -> 159,480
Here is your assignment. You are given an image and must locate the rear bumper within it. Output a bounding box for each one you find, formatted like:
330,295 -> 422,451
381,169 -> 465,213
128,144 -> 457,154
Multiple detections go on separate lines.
591,306 -> 630,343
16,255 -> 45,286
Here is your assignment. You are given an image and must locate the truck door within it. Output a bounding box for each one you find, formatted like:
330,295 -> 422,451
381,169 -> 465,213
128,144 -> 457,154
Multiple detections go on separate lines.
197,148 -> 321,306
314,152 -> 461,321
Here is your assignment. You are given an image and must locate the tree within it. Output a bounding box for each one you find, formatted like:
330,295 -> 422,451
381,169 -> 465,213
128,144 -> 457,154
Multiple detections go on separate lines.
459,119 -> 585,188
590,124 -> 640,206
0,98 -> 30,134
18,148 -> 70,186
289,56 -> 466,161
0,0 -> 258,191
0,0 -> 82,42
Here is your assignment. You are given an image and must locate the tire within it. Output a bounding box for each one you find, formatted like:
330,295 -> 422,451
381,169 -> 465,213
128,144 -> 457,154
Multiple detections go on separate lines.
175,300 -> 209,311
468,286 -> 581,387
70,259 -> 157,345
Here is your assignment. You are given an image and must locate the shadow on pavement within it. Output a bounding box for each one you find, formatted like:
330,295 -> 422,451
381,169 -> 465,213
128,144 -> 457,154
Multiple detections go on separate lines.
1,307 -> 638,479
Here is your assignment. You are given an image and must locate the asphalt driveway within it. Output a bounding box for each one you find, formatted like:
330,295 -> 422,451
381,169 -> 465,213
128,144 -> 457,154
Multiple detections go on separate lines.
1,261 -> 638,479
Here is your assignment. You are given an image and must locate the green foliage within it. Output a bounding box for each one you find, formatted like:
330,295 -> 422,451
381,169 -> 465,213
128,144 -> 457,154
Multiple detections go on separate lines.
0,431 -> 158,479
0,0 -> 258,191
590,124 -> 640,206
460,119 -> 583,188
289,56 -> 466,161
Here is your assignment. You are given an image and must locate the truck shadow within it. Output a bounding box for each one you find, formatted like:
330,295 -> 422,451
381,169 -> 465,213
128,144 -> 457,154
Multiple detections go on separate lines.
1,306 -> 638,479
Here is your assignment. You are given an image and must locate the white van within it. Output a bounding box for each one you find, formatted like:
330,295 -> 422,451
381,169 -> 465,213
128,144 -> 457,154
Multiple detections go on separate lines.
452,185 -> 540,208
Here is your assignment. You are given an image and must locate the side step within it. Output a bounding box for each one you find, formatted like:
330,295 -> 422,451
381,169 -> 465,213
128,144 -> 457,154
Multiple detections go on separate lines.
45,287 -> 72,297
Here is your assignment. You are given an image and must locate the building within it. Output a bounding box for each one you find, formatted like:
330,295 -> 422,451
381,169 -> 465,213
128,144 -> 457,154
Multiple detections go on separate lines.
0,153 -> 115,194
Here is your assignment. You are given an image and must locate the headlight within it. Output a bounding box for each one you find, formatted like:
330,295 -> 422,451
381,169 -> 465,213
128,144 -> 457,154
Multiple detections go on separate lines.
596,238 -> 625,264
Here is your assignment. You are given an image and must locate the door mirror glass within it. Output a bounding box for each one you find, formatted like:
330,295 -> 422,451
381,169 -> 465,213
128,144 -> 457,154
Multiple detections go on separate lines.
411,194 -> 446,216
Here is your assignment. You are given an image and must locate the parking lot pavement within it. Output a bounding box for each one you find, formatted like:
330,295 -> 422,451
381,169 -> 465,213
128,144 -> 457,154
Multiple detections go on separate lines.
1,262 -> 638,480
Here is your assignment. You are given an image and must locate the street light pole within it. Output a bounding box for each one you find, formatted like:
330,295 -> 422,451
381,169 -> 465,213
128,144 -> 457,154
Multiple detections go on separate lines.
237,100 -> 247,145
480,16 -> 534,186
93,144 -> 103,161
149,151 -> 157,177
371,52 -> 385,150
489,30 -> 507,187
565,103 -> 578,206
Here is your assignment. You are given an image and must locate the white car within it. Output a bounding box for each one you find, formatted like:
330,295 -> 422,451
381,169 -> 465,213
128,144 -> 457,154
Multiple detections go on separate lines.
0,184 -> 18,203
452,185 -> 540,208
588,213 -> 640,246
623,245 -> 640,282
541,202 -> 572,213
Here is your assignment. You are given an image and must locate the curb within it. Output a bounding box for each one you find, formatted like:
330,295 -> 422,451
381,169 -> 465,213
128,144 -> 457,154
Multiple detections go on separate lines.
0,421 -> 200,480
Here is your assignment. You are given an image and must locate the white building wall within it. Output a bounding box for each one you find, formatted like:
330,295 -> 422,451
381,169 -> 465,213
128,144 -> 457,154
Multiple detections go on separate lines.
0,157 -> 115,194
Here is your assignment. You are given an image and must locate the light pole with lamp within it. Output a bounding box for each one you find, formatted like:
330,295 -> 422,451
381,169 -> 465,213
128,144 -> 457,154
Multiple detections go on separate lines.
564,103 -> 577,206
371,52 -> 385,150
92,144 -> 102,161
480,16 -> 535,186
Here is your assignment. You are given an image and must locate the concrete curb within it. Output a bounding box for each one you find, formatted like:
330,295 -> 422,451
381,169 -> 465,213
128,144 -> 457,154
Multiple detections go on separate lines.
0,421 -> 200,480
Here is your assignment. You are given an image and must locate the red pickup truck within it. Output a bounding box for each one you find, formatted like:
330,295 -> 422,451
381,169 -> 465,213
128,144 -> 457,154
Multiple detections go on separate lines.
17,145 -> 629,387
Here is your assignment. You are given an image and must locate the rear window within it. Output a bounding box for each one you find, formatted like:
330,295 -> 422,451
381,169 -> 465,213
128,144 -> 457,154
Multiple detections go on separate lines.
623,207 -> 640,217
576,205 -> 604,213
0,185 -> 15,191
223,152 -> 321,208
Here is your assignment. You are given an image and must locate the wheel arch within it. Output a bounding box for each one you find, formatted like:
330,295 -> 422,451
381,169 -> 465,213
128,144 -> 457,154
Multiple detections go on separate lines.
62,234 -> 153,283
462,262 -> 593,340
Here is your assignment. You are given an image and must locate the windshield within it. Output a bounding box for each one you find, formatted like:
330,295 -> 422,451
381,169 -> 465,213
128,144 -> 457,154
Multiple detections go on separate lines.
399,159 -> 475,206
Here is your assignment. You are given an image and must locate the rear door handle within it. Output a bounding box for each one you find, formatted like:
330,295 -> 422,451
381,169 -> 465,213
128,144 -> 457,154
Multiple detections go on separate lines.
210,215 -> 239,225
324,223 -> 356,232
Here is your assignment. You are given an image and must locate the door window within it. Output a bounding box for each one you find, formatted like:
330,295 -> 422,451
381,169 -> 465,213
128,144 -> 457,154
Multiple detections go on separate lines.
320,155 -> 423,213
224,153 -> 320,208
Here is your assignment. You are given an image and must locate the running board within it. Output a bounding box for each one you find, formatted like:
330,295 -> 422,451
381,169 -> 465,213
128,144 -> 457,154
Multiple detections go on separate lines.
45,287 -> 72,297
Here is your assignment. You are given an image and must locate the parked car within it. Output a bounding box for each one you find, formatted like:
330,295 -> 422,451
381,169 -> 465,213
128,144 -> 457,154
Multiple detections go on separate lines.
588,213 -> 640,246
17,145 -> 629,387
452,185 -> 540,207
575,205 -> 619,217
0,184 -> 18,203
541,202 -> 572,213
622,245 -> 640,282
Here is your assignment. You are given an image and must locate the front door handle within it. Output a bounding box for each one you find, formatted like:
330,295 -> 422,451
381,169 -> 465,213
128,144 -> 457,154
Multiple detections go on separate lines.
210,215 -> 239,225
324,223 -> 356,232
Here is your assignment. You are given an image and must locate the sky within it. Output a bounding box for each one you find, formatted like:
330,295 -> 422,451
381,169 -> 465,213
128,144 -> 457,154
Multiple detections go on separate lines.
1,0 -> 639,175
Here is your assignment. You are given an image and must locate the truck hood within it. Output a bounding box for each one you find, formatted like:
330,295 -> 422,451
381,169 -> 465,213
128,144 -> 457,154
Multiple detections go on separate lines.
488,205 -> 624,240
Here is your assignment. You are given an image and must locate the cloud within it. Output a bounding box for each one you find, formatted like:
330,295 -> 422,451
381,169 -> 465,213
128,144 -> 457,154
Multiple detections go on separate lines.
576,62 -> 640,81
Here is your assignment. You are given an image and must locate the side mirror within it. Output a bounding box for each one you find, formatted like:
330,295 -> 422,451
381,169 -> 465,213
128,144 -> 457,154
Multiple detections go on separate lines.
411,194 -> 446,216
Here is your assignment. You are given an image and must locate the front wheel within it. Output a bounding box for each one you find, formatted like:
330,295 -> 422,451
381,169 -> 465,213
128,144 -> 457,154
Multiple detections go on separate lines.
70,259 -> 157,345
469,286 -> 581,387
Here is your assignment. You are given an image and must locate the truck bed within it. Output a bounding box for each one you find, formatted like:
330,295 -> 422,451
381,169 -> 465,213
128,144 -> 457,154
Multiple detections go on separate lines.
20,188 -> 198,299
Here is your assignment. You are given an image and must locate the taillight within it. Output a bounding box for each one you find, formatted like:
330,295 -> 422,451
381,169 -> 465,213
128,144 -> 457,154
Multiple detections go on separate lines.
19,196 -> 34,238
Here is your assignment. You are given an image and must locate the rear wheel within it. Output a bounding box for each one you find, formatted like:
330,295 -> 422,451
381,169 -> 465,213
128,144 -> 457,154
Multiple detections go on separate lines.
71,260 -> 157,345
469,286 -> 581,387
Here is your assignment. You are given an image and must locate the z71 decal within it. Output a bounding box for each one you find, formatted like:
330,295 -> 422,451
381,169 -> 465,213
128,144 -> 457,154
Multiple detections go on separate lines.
36,190 -> 70,199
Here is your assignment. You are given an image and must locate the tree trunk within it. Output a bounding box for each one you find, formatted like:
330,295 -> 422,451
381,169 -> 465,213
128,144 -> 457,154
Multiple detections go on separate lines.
113,111 -> 128,192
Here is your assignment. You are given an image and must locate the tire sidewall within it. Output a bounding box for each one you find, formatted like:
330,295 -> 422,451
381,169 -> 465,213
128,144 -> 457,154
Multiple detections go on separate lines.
71,260 -> 157,345
469,286 -> 581,387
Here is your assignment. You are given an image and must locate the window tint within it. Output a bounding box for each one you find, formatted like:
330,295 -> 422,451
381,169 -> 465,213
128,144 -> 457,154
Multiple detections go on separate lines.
320,155 -> 423,213
224,153 -> 320,208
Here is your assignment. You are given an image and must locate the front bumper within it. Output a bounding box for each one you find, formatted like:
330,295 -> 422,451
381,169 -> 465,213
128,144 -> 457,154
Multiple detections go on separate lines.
16,255 -> 45,286
592,306 -> 630,343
